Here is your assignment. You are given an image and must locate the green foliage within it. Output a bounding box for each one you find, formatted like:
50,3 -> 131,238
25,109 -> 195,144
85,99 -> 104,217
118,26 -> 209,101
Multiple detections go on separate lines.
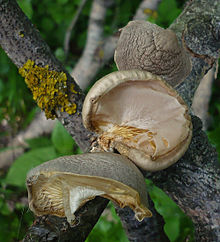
5,146 -> 57,187
0,121 -> 80,241
52,120 -> 79,155
0,0 -> 219,241
0,50 -> 36,131
207,72 -> 220,161
208,123 -> 220,160
17,0 -> 33,19
146,180 -> 194,242
156,0 -> 182,27
0,184 -> 34,241
148,0 -> 182,27
4,120 -> 80,188
86,203 -> 128,242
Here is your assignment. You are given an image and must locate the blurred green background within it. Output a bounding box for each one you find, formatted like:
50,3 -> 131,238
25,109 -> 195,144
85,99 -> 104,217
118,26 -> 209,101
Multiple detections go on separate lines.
0,0 -> 219,241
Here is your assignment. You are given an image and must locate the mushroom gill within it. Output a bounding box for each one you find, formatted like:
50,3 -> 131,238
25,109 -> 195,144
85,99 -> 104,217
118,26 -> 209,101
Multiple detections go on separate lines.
26,152 -> 151,224
82,70 -> 192,171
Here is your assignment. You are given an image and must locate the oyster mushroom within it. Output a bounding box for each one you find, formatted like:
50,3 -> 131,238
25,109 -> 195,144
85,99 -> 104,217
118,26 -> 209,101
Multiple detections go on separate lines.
82,70 -> 192,171
114,20 -> 191,87
26,152 -> 151,224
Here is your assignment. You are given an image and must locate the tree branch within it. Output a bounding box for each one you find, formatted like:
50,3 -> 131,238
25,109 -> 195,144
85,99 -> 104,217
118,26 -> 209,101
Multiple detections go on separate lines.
147,116 -> 220,241
192,67 -> 216,130
116,199 -> 169,242
0,0 -> 92,152
115,0 -> 220,241
71,0 -> 113,90
64,0 -> 87,55
64,0 -> 88,56
71,0 -> 161,90
0,1 -> 108,241
0,112 -> 55,170
1,0 -> 220,241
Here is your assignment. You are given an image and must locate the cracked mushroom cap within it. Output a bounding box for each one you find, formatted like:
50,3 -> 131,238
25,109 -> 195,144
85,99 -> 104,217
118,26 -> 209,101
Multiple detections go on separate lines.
82,70 -> 192,171
26,152 -> 151,224
114,20 -> 191,87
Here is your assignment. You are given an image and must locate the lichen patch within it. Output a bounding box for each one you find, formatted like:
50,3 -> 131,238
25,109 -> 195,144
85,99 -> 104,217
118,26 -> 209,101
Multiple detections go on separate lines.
19,59 -> 77,119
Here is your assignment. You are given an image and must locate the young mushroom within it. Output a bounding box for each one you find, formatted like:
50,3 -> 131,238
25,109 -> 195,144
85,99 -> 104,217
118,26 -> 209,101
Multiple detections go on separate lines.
82,70 -> 192,171
26,152 -> 152,224
114,20 -> 191,87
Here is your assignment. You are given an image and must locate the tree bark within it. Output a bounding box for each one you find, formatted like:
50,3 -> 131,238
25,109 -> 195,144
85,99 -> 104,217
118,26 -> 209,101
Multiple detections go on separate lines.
0,0 -> 220,241
148,116 -> 220,241
116,198 -> 170,242
116,0 -> 220,241
0,1 -> 108,241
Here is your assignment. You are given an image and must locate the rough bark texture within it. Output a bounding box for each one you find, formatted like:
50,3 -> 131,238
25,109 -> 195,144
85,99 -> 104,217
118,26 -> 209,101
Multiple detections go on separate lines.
116,198 -> 169,242
0,0 -> 220,241
24,197 -> 109,242
146,116 -> 220,242
171,0 -> 220,107
0,0 -> 92,152
0,1 -> 108,241
116,0 -> 220,241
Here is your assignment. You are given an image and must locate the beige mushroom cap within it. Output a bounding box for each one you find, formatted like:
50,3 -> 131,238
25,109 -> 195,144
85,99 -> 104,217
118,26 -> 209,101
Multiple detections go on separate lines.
26,152 -> 151,224
82,70 -> 192,171
114,20 -> 191,87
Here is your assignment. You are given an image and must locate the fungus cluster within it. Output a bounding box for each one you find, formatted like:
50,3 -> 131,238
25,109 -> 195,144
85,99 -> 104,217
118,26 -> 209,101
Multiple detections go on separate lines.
26,20 -> 192,224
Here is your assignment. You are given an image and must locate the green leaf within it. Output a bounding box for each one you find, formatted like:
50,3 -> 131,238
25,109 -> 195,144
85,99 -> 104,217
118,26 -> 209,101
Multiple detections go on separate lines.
0,215 -> 19,241
207,124 -> 220,161
51,121 -> 75,155
146,179 -> 194,242
156,0 -> 182,27
55,47 -> 65,62
86,203 -> 128,242
5,146 -> 57,187
17,0 -> 33,19
25,136 -> 52,149
0,197 -> 11,216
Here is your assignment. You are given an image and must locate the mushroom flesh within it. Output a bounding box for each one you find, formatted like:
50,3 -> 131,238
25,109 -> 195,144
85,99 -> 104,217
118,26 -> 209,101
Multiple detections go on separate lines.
82,70 -> 192,171
26,152 -> 152,224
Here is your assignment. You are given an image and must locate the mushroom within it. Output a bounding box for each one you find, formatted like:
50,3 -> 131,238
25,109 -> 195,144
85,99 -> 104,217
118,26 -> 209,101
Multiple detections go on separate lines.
82,70 -> 192,171
26,152 -> 152,224
114,20 -> 191,87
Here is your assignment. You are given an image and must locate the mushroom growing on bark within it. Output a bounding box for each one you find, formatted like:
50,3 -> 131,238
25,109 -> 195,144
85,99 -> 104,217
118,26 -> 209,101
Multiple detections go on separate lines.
114,20 -> 191,87
26,152 -> 152,224
82,70 -> 192,171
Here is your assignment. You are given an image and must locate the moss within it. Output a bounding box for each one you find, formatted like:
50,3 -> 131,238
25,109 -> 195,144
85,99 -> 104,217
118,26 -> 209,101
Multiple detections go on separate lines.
19,60 -> 77,119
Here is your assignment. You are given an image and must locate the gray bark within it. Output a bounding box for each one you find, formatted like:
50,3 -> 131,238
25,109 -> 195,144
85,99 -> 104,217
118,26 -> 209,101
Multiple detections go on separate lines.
148,116 -> 220,241
116,0 -> 220,241
0,0 -> 220,241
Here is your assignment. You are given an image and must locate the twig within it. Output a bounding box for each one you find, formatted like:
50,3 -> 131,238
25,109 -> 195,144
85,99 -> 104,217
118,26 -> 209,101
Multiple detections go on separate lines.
133,0 -> 161,20
0,0 -> 220,241
71,0 -> 112,90
71,0 -> 162,90
64,0 -> 88,56
192,66 -> 216,130
0,112 -> 55,170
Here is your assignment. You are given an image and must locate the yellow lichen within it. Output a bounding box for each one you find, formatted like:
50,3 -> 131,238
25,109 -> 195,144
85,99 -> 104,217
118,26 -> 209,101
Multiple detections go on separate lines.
143,8 -> 158,19
19,59 -> 77,119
